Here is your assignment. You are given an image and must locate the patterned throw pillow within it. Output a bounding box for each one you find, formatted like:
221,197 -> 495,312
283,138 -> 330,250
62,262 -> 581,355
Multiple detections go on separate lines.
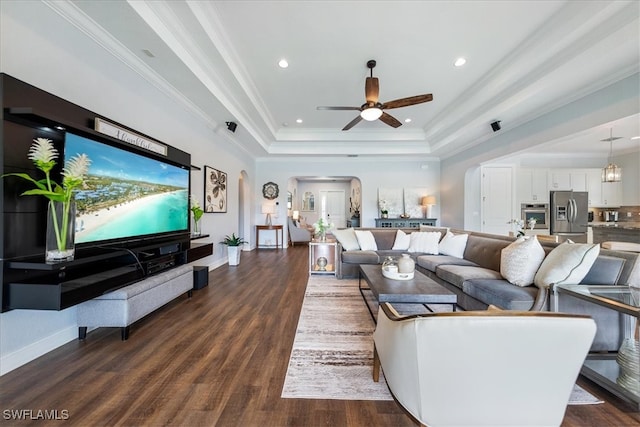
500,236 -> 545,287
407,231 -> 441,254
534,241 -> 600,288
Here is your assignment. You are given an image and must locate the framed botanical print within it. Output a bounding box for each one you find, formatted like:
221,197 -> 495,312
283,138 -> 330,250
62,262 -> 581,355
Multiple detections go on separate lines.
204,165 -> 227,213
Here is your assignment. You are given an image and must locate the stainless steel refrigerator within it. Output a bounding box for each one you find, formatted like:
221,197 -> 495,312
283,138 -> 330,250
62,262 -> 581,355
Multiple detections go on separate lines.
549,191 -> 589,243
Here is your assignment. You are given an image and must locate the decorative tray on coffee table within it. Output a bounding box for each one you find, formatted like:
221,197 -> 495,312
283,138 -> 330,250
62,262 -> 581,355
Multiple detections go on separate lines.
381,267 -> 414,281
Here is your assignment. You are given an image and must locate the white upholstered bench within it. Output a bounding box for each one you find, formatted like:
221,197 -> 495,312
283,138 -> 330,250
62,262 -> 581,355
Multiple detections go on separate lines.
77,264 -> 194,340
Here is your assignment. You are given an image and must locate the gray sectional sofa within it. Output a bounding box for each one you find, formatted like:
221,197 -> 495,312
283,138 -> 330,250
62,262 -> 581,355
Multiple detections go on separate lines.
336,227 -> 639,351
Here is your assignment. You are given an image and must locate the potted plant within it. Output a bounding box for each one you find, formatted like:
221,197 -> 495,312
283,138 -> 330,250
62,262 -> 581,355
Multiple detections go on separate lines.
3,138 -> 91,263
220,233 -> 247,266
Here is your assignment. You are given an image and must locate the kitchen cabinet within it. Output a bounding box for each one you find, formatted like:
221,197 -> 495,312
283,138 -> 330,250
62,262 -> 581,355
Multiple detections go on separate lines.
550,169 -> 587,192
517,168 -> 549,203
601,181 -> 621,207
585,168 -> 621,207
586,169 -> 602,207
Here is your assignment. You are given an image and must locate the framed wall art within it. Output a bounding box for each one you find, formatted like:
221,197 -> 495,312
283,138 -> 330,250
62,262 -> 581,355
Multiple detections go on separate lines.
204,165 -> 227,213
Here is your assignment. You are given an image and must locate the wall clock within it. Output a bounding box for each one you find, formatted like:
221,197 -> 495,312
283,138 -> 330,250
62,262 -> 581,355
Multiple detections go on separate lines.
262,182 -> 279,199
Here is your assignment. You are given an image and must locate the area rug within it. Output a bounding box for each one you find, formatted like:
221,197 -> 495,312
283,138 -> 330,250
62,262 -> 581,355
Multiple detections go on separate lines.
281,276 -> 603,405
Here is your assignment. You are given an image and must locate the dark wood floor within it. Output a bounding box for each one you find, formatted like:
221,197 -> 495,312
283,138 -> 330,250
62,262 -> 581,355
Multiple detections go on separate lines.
1,245 -> 639,426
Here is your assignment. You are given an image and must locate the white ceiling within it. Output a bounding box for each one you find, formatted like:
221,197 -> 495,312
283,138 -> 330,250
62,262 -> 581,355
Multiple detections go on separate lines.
55,0 -> 639,159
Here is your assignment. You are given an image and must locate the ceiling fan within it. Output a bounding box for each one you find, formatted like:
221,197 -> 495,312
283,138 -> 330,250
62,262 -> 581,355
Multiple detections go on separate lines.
317,59 -> 433,131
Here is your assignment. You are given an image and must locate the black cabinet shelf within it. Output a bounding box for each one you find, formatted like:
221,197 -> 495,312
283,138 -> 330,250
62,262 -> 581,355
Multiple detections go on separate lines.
3,240 -> 213,311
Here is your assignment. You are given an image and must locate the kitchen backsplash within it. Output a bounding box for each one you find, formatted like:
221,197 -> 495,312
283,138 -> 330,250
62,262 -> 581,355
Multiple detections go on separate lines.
591,206 -> 640,222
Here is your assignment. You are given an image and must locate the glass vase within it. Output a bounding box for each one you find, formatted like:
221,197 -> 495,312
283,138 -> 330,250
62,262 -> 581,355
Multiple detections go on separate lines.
318,231 -> 326,242
192,218 -> 202,237
46,200 -> 75,263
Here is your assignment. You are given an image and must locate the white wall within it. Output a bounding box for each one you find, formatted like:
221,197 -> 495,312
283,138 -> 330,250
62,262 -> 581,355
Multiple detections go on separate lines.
255,157 -> 442,233
1,1 -> 254,374
442,73 -> 640,229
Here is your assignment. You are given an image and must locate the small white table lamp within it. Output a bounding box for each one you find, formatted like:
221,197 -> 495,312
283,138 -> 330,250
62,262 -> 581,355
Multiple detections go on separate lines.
262,203 -> 276,225
421,196 -> 437,219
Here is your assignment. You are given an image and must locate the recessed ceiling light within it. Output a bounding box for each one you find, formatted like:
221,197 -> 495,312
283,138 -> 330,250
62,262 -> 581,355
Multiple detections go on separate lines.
404,118 -> 412,123
296,119 -> 303,123
142,49 -> 155,58
278,59 -> 289,68
282,122 -> 289,127
454,57 -> 466,67
631,136 -> 640,140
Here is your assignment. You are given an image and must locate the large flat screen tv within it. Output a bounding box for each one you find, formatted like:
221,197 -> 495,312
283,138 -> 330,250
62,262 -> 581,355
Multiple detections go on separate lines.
64,132 -> 190,248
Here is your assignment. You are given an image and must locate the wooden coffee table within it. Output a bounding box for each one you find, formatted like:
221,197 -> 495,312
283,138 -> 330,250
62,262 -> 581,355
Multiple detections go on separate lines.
359,264 -> 457,322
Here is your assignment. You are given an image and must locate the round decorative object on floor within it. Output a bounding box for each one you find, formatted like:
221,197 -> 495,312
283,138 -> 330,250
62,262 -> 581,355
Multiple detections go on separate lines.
316,257 -> 328,271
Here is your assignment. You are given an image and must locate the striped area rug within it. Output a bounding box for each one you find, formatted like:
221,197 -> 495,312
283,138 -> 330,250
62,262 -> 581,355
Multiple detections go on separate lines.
281,275 -> 602,405
281,276 -> 392,400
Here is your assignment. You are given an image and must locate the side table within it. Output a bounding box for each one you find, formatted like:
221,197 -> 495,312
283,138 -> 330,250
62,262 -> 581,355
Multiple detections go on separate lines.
309,239 -> 338,275
552,284 -> 640,409
256,224 -> 283,249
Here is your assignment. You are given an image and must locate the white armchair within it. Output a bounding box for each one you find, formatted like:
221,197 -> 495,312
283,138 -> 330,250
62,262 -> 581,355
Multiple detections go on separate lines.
373,303 -> 596,427
287,216 -> 312,246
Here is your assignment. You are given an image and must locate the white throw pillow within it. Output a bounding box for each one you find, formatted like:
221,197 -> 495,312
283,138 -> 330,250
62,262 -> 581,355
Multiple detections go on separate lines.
408,231 -> 441,254
354,230 -> 378,251
438,231 -> 468,258
392,230 -> 411,250
332,228 -> 360,251
500,236 -> 545,287
534,241 -> 600,288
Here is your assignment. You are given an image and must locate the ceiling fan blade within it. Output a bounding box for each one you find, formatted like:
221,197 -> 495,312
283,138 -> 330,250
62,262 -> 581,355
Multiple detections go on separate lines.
342,115 -> 363,131
317,106 -> 361,111
365,77 -> 379,103
382,94 -> 433,110
379,112 -> 402,128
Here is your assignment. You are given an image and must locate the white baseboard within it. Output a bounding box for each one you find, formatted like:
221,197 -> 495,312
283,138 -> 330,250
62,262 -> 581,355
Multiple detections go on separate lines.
0,325 -> 78,376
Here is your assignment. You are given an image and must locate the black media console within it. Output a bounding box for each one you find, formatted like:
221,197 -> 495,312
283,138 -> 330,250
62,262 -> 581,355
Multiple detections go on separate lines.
4,238 -> 213,311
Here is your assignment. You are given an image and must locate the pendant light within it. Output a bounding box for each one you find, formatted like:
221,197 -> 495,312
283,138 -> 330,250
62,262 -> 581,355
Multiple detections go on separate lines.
601,128 -> 622,182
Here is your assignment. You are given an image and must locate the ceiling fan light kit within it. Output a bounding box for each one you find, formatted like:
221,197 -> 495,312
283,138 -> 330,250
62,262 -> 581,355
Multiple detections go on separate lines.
317,59 -> 433,131
360,107 -> 382,121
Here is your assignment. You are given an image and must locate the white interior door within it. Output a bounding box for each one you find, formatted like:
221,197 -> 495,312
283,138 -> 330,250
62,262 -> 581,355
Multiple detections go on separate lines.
319,190 -> 346,228
482,166 -> 513,235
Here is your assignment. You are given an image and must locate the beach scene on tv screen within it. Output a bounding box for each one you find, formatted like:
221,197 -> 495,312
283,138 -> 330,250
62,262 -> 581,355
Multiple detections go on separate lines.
65,133 -> 189,244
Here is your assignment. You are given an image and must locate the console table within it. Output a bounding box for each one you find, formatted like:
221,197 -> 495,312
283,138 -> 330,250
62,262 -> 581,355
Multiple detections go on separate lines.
375,218 -> 437,228
256,224 -> 284,249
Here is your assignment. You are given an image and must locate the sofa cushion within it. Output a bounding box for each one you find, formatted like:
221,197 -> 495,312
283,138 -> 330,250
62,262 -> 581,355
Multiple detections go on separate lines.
534,242 -> 600,288
436,265 -> 503,289
408,231 -> 441,254
355,230 -> 378,251
500,236 -> 545,287
333,228 -> 360,251
463,235 -> 513,271
392,230 -> 411,250
581,255 -> 625,285
341,250 -> 379,265
462,279 -> 538,310
370,229 -> 401,250
438,231 -> 468,258
416,255 -> 478,273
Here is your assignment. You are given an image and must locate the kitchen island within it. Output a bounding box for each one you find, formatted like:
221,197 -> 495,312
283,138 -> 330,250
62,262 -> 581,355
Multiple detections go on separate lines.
590,222 -> 640,245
